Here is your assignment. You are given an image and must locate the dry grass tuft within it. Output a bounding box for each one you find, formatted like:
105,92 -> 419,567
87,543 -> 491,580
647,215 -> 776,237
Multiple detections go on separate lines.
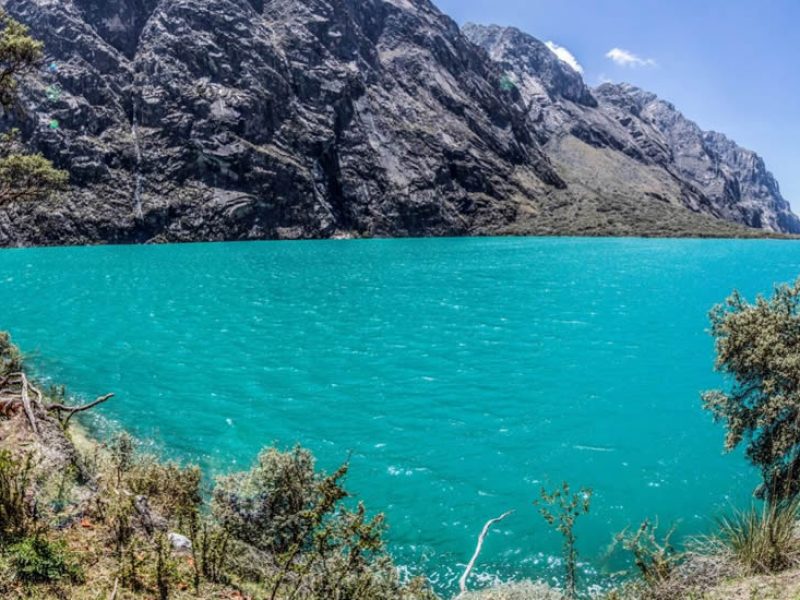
710,499 -> 800,575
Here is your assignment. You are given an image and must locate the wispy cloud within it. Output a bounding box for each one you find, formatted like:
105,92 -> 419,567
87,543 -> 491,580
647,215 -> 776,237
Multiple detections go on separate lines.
605,48 -> 657,68
545,41 -> 583,74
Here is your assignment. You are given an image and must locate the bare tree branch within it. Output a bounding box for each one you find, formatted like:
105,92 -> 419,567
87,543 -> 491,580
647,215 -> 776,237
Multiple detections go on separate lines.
457,510 -> 515,597
19,372 -> 38,435
47,393 -> 115,426
0,369 -> 113,429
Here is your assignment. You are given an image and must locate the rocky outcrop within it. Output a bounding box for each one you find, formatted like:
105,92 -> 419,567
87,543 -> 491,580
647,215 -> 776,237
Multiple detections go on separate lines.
0,1 -> 794,246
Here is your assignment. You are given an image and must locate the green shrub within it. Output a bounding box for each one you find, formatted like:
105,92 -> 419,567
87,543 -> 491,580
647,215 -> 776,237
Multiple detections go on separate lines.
0,331 -> 22,375
212,445 -> 325,554
9,536 -> 83,583
127,456 -> 202,529
154,533 -> 177,600
109,432 -> 135,484
193,522 -> 230,584
211,445 -> 437,599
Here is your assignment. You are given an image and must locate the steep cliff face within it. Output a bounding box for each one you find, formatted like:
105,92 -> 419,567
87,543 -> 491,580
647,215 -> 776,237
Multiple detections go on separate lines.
0,0 -> 568,245
0,1 -> 794,246
464,24 -> 800,234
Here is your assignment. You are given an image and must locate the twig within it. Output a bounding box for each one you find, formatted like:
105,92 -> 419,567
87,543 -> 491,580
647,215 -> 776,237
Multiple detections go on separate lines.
47,393 -> 114,426
109,576 -> 119,600
457,510 -> 515,597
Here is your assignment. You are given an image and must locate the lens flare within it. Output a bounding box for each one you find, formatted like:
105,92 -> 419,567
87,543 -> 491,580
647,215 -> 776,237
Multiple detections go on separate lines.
46,85 -> 62,102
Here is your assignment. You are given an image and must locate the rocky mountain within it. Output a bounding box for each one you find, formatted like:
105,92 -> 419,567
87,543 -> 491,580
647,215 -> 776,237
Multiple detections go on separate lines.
463,23 -> 800,234
0,0 -> 795,246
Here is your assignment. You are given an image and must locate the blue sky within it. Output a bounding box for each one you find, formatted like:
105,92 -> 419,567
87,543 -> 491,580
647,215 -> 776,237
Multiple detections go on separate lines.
434,0 -> 800,210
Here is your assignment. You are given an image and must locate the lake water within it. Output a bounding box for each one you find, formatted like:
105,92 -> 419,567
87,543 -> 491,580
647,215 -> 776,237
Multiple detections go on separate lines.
1,237 -> 798,594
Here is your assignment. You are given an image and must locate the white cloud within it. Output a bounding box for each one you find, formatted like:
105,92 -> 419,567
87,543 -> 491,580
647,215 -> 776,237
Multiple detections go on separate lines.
545,41 -> 583,74
605,48 -> 657,68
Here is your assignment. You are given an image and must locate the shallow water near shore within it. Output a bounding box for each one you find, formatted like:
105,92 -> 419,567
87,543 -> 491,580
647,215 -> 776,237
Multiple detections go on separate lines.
1,237 -> 798,593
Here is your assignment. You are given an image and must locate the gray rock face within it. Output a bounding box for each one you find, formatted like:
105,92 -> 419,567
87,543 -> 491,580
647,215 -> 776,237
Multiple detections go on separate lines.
465,25 -> 800,234
0,1 -> 795,245
462,24 -> 596,108
0,0 -> 566,245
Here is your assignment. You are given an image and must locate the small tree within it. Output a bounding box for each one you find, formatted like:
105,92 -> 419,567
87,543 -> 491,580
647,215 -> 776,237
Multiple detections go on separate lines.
616,519 -> 682,587
0,10 -> 67,207
703,278 -> 800,502
536,481 -> 592,599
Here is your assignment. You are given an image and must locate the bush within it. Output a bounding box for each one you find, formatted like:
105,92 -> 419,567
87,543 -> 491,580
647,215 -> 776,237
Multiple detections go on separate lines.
0,332 -> 22,375
9,536 -> 83,583
212,445 -> 437,599
127,456 -> 202,529
212,445 -> 328,554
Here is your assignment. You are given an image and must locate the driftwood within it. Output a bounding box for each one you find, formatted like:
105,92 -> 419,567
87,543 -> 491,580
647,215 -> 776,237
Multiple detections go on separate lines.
0,371 -> 113,432
457,510 -> 515,597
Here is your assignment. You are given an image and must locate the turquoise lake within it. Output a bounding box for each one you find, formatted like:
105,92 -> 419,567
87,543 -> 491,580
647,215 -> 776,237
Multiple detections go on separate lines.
1,237 -> 799,594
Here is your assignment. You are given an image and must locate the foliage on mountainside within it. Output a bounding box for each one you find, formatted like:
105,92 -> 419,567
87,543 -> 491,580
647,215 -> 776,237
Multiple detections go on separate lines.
0,11 -> 66,207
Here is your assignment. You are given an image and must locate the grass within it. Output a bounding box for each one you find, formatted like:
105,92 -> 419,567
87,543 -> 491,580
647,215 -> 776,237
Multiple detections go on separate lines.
711,499 -> 800,575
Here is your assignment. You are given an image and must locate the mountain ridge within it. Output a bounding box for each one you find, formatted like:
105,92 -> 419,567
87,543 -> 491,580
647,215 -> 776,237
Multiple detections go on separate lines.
463,23 -> 800,235
0,0 -> 795,246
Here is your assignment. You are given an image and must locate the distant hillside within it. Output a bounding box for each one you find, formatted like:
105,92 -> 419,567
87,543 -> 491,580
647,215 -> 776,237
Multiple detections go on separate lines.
0,0 -> 794,246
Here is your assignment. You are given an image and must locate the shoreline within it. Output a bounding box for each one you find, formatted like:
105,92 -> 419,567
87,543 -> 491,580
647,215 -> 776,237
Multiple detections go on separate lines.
0,228 -> 797,252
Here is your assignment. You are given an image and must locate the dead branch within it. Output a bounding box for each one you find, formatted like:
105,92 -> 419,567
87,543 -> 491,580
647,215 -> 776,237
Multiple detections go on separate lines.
47,393 -> 115,426
28,378 -> 46,412
0,370 -> 113,430
457,510 -> 515,597
19,373 -> 38,435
